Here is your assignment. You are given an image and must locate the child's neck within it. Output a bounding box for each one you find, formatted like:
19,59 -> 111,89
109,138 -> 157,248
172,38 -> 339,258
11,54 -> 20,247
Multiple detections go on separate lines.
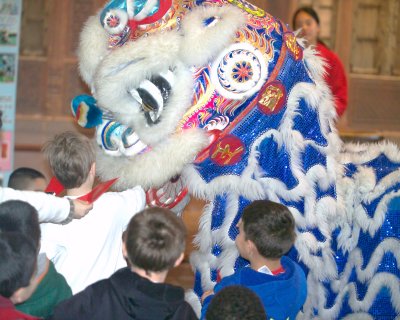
131,266 -> 168,283
66,180 -> 93,197
250,256 -> 282,273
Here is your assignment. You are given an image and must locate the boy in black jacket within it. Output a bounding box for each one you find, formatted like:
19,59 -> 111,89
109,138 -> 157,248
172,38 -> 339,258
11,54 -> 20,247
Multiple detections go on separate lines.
50,207 -> 198,320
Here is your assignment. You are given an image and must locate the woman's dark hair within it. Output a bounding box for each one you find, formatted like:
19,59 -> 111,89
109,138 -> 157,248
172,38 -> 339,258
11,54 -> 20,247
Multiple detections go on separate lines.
292,6 -> 320,30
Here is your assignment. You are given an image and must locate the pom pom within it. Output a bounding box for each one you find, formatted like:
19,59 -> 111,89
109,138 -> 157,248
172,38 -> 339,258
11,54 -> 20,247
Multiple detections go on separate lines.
71,94 -> 103,128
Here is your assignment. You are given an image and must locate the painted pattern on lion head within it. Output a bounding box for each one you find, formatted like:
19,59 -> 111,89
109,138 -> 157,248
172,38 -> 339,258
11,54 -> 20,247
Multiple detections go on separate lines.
75,0 -> 400,318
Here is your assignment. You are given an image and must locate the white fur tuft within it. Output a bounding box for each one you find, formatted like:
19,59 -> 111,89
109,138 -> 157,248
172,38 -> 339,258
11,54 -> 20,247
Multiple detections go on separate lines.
179,5 -> 246,66
78,13 -> 110,87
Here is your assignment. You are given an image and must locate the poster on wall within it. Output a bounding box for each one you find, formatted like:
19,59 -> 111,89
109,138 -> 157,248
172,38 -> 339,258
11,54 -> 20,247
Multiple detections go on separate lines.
0,0 -> 21,186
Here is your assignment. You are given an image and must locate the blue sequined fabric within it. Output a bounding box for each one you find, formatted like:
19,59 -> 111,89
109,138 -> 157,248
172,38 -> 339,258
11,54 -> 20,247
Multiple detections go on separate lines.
191,1 -> 400,318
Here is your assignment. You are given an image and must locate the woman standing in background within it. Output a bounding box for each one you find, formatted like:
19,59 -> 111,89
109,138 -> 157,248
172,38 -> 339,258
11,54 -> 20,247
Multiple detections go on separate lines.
293,7 -> 348,118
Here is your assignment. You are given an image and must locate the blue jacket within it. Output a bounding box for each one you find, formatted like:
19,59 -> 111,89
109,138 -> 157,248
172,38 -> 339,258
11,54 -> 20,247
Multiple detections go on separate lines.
201,256 -> 307,320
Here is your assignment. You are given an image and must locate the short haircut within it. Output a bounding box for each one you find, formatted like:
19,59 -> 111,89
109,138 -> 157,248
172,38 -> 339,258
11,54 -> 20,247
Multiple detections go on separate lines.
0,200 -> 41,249
8,167 -> 46,190
206,286 -> 266,320
42,131 -> 95,189
292,6 -> 320,29
0,232 -> 37,298
241,200 -> 296,259
125,207 -> 186,272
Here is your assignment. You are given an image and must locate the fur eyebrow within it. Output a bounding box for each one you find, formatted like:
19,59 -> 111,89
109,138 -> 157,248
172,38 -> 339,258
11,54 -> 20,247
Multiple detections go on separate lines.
106,57 -> 146,77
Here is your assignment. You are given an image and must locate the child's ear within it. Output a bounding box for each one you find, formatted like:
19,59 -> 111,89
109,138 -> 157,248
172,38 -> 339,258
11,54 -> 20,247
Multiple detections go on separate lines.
173,252 -> 185,267
90,162 -> 96,176
247,239 -> 258,256
122,240 -> 128,259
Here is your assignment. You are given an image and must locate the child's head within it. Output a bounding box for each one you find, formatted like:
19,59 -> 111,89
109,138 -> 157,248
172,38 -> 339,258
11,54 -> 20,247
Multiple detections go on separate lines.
0,200 -> 41,250
8,167 -> 47,191
42,131 -> 95,189
124,207 -> 186,273
0,232 -> 37,299
206,286 -> 266,320
236,200 -> 296,260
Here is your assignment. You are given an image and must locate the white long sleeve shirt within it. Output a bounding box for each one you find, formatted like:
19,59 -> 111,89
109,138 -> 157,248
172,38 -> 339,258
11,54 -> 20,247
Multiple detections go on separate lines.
0,187 -> 70,223
40,186 -> 146,294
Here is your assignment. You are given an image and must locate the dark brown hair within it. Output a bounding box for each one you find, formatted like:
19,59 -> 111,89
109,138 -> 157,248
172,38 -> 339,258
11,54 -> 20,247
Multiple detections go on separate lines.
125,207 -> 186,272
0,200 -> 41,250
8,167 -> 46,190
206,286 -> 266,320
0,232 -> 37,298
242,200 -> 296,259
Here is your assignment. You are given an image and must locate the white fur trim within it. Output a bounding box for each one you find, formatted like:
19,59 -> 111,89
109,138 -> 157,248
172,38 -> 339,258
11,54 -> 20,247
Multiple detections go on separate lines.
185,290 -> 202,318
133,0 -> 158,21
341,314 -> 374,320
331,238 -> 400,290
126,0 -> 134,18
179,5 -> 246,67
78,13 -> 110,87
96,128 -> 208,189
93,31 -> 196,147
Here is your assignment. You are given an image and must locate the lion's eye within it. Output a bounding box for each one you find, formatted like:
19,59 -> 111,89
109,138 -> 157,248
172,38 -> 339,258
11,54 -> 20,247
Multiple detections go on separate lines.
128,70 -> 175,125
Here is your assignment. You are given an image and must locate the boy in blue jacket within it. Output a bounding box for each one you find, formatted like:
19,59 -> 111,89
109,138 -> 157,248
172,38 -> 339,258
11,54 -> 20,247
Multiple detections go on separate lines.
201,200 -> 307,320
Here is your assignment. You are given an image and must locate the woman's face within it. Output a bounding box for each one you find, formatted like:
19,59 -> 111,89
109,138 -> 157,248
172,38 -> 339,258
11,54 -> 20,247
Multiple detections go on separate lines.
294,11 -> 320,46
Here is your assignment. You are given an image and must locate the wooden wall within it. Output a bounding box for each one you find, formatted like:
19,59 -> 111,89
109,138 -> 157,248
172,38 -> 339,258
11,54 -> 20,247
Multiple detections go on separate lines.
14,0 -> 400,175
15,0 -> 101,175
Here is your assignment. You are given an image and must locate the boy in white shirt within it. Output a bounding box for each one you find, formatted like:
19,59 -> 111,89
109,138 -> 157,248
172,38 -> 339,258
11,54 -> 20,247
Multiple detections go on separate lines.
0,110 -> 92,223
40,131 -> 146,293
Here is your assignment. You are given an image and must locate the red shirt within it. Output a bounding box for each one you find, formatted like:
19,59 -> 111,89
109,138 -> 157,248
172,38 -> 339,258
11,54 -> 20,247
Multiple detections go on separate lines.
316,42 -> 348,117
0,295 -> 41,320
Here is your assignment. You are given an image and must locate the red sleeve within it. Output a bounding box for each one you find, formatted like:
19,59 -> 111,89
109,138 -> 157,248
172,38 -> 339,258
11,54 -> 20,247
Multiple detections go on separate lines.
317,43 -> 348,117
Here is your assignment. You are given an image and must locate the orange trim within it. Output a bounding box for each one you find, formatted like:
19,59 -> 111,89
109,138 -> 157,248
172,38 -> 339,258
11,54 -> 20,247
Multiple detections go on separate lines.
35,258 -> 50,284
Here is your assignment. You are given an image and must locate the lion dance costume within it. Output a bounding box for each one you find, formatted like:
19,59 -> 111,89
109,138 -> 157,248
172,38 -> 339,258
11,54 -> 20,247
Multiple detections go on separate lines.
72,0 -> 400,318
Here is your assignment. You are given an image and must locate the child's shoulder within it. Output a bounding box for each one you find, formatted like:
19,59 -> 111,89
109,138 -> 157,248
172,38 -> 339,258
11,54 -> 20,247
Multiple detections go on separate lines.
92,187 -> 146,213
95,186 -> 145,203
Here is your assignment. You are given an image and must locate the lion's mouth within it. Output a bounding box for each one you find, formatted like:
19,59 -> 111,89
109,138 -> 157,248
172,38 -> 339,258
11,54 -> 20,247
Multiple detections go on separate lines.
129,69 -> 174,125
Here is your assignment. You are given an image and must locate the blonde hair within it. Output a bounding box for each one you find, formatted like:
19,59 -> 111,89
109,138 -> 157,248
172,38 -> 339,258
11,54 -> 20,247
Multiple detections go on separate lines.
43,131 -> 95,188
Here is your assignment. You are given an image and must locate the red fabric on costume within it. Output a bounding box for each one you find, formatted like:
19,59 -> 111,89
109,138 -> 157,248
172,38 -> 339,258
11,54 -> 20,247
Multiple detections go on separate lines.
0,295 -> 41,320
316,42 -> 348,117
